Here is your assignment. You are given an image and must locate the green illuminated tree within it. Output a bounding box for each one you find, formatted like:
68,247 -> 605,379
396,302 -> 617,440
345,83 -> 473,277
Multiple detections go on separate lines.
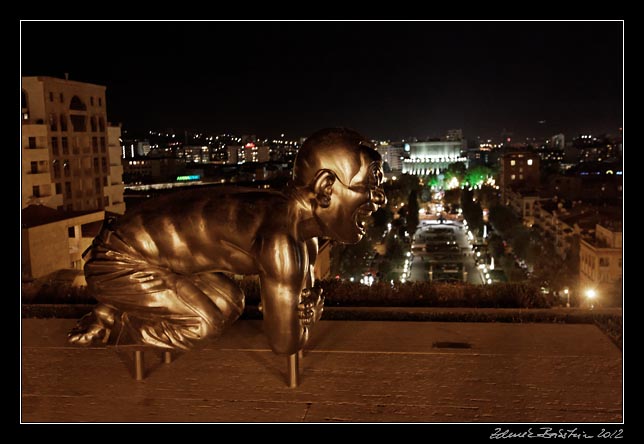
464,165 -> 493,188
426,174 -> 440,190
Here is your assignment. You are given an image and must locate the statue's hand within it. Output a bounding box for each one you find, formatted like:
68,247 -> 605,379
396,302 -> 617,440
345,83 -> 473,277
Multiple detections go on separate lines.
298,287 -> 324,327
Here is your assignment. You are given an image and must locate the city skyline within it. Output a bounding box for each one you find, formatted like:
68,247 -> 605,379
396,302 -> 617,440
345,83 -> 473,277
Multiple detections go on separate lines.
21,20 -> 623,141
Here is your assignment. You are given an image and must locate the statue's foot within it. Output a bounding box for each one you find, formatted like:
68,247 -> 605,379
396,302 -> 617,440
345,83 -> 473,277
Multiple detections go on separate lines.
68,312 -> 110,346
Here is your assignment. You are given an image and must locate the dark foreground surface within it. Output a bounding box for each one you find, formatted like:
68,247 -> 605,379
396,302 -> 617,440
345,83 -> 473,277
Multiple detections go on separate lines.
21,319 -> 622,423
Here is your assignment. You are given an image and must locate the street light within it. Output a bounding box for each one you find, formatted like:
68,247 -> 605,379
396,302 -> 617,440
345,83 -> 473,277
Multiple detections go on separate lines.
585,288 -> 597,310
564,287 -> 570,308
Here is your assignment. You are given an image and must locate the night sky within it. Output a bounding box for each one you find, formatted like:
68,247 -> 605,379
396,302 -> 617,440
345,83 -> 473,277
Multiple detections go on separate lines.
20,20 -> 623,141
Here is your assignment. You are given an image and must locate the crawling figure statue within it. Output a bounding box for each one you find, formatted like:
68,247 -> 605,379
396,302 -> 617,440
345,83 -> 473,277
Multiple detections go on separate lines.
69,128 -> 386,359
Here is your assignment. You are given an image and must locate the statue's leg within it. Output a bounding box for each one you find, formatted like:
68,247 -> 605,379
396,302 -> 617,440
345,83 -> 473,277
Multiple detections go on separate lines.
189,273 -> 245,328
117,272 -> 245,350
73,240 -> 246,350
68,303 -> 118,346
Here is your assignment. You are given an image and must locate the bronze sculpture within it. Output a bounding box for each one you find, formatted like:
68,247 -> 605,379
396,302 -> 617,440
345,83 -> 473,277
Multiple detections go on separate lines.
68,127 -> 386,385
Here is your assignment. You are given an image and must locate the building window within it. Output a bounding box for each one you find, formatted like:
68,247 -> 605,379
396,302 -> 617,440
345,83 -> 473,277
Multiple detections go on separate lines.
101,157 -> 108,173
104,196 -> 110,206
90,116 -> 97,132
59,93 -> 64,103
60,114 -> 68,131
599,258 -> 610,267
92,137 -> 98,152
32,185 -> 40,198
527,159 -> 533,166
53,160 -> 61,178
94,177 -> 101,191
93,157 -> 99,173
510,160 -> 516,166
63,160 -> 70,177
99,117 -> 105,132
90,97 -> 94,106
28,137 -> 37,149
49,113 -> 58,131
70,96 -> 87,111
30,161 -> 38,174
62,137 -> 69,154
49,92 -> 54,102
100,137 -> 106,151
55,183 -> 62,194
519,167 -> 523,173
64,182 -> 72,198
51,137 -> 59,155
70,115 -> 86,132
511,174 -> 516,180
103,176 -> 108,186
519,174 -> 524,180
98,97 -> 102,107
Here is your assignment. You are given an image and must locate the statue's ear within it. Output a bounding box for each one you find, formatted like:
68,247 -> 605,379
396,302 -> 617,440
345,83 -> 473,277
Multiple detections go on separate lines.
312,170 -> 335,209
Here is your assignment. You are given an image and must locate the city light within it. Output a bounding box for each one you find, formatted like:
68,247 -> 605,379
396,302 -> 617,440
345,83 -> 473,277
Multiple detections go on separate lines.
585,288 -> 597,309
447,177 -> 459,190
176,174 -> 201,181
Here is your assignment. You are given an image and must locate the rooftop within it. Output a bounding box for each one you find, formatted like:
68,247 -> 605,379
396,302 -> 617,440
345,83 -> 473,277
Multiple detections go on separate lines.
21,205 -> 102,229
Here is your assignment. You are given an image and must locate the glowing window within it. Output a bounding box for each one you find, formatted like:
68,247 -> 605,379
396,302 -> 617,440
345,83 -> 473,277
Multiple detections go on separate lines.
527,159 -> 533,166
510,160 -> 516,166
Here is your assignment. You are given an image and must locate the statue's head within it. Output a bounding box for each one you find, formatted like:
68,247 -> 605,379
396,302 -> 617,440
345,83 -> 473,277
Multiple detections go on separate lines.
293,128 -> 387,244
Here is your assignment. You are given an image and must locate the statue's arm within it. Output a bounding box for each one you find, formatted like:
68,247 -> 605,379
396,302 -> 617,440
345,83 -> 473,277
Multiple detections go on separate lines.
258,234 -> 309,355
304,238 -> 318,288
300,238 -> 324,328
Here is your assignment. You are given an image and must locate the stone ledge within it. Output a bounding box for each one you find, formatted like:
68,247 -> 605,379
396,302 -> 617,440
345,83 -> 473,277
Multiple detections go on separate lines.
21,303 -> 622,322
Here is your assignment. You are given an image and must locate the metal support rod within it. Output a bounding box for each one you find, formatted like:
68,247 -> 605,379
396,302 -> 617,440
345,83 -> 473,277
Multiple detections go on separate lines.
163,351 -> 172,364
134,350 -> 144,381
287,352 -> 300,388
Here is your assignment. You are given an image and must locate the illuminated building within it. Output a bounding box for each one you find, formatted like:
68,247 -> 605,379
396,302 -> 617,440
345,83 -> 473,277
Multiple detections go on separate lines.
499,151 -> 540,202
579,222 -> 622,298
401,140 -> 466,175
237,143 -> 270,164
21,76 -> 125,279
378,143 -> 406,172
227,145 -> 239,164
21,76 -> 125,214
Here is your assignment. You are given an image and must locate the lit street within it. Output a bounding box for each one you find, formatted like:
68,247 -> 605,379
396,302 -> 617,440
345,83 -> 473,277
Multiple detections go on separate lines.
409,254 -> 429,281
409,217 -> 483,285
